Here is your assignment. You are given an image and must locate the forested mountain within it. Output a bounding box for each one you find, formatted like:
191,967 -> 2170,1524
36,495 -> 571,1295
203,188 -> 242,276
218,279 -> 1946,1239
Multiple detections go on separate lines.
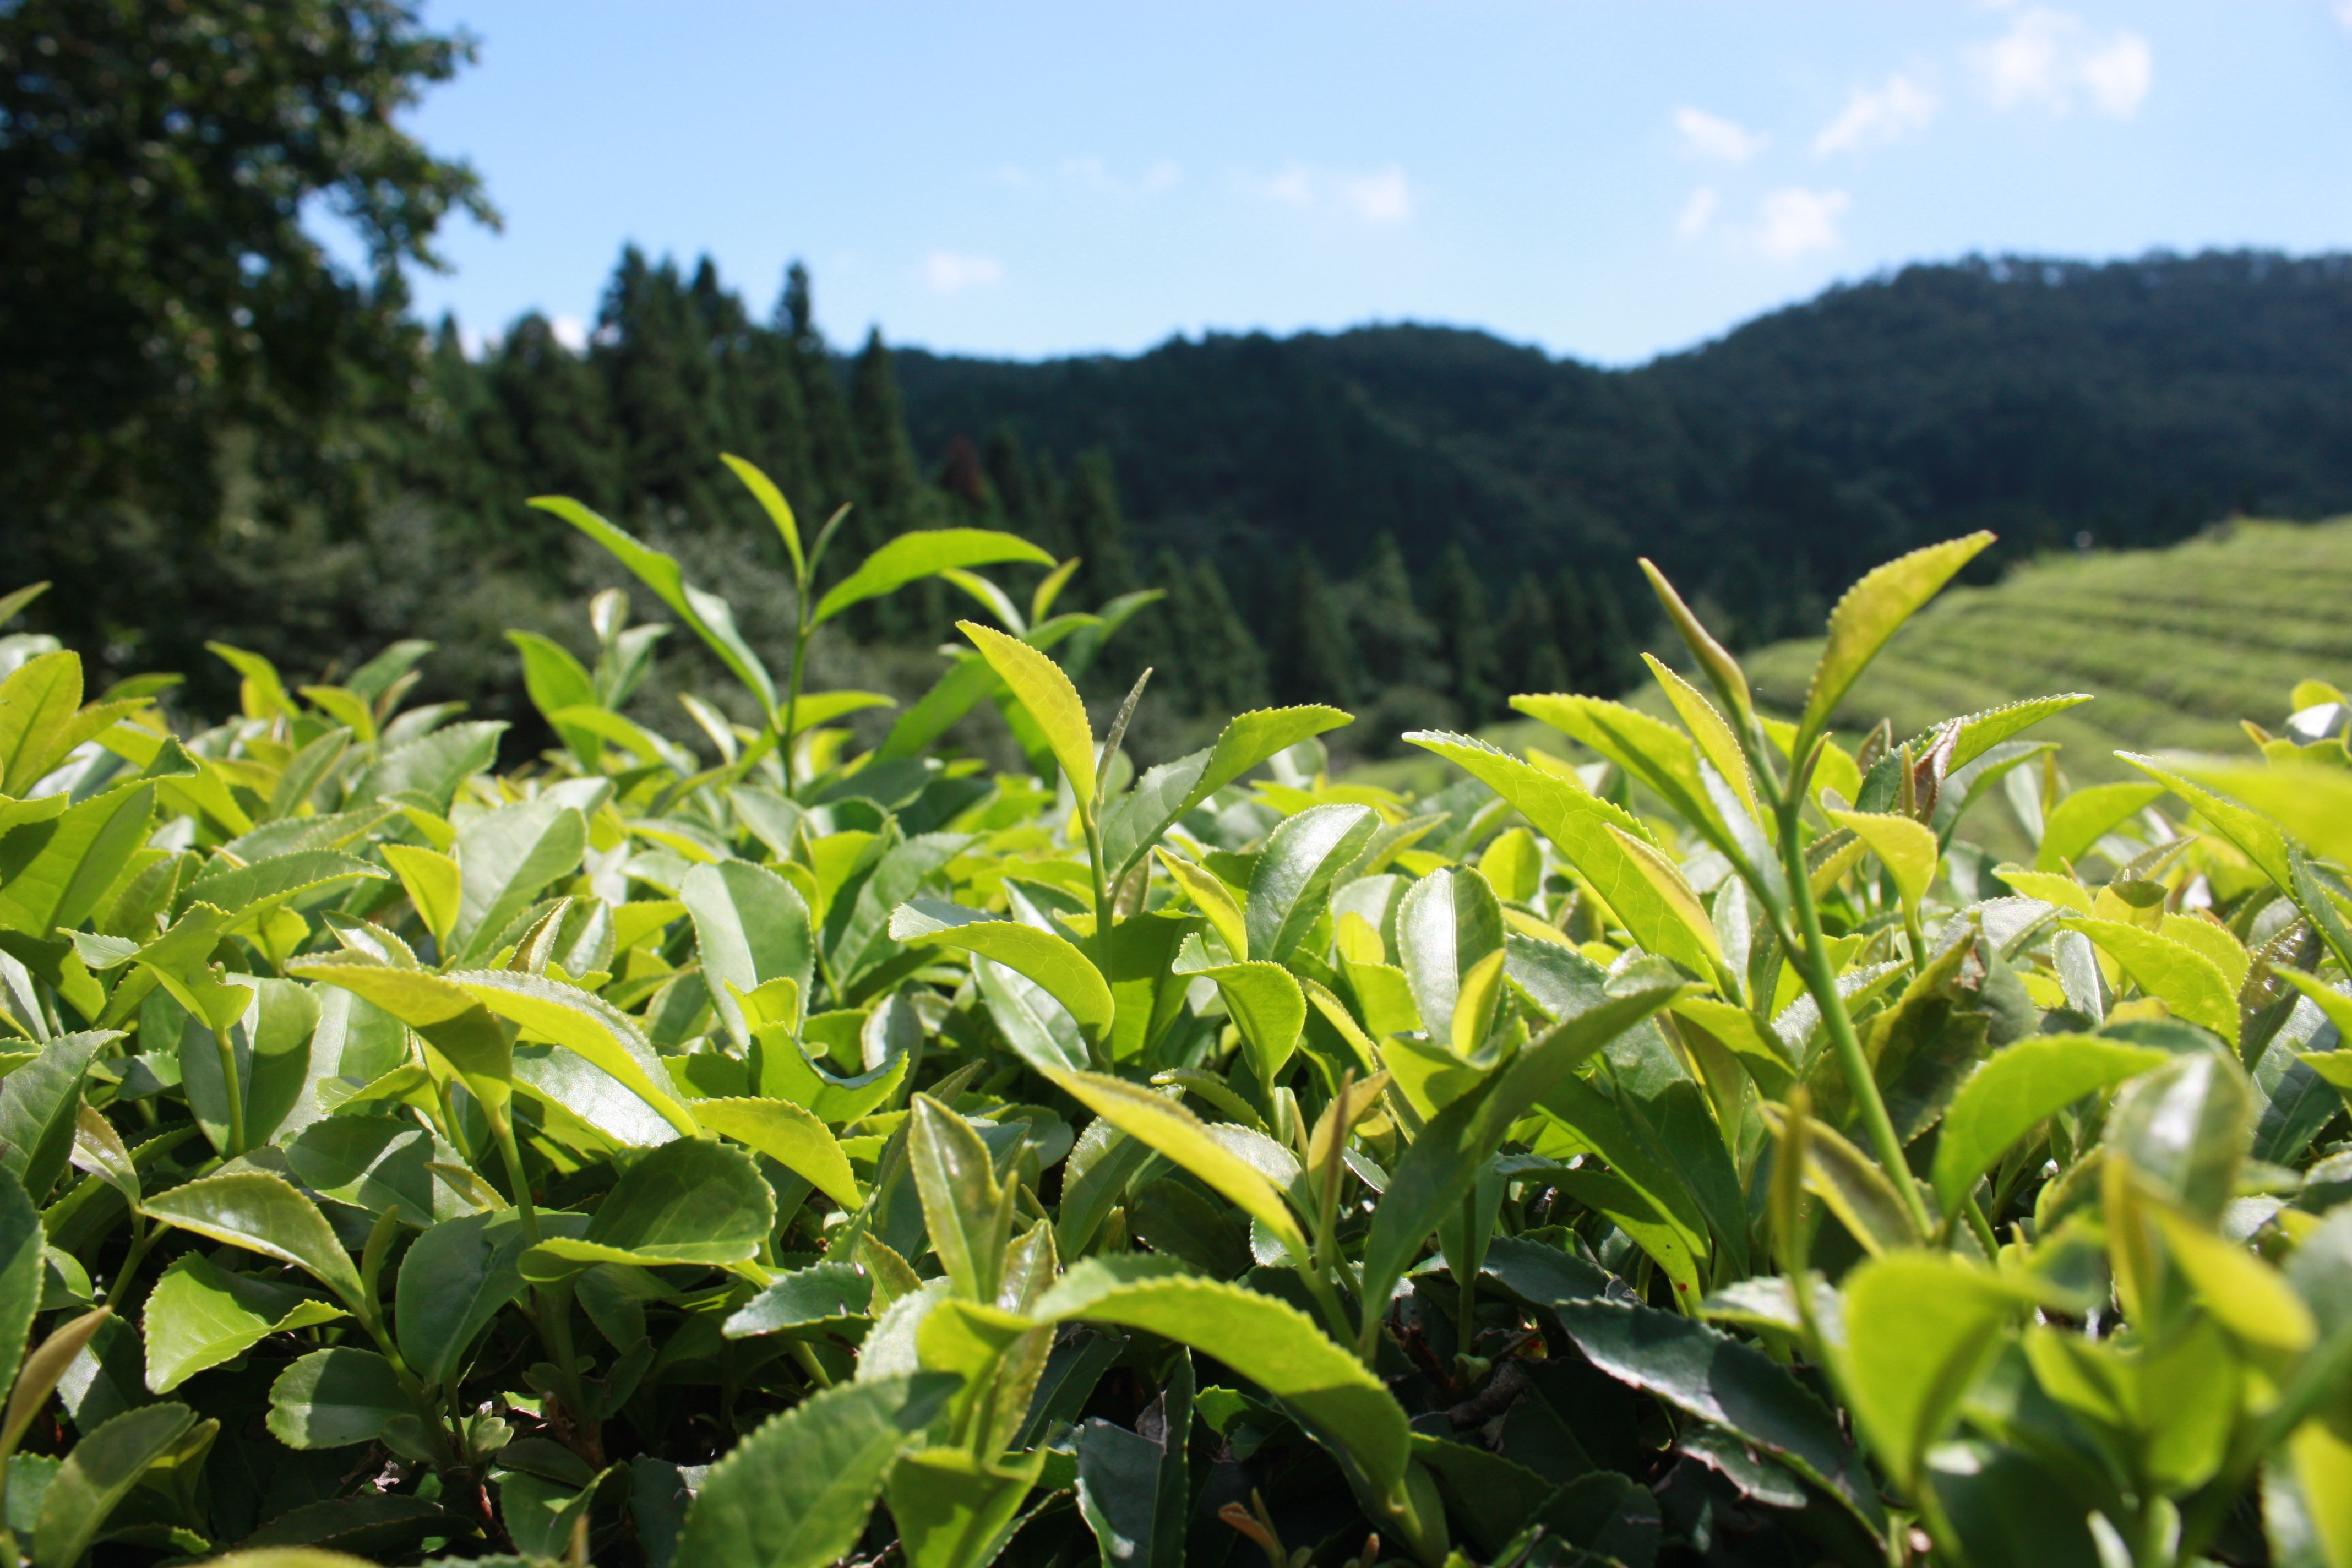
895,249 -> 2352,667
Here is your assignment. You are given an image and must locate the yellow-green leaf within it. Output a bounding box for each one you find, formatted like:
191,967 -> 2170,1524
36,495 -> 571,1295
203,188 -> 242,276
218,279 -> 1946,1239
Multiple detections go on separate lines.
958,621 -> 1095,807
381,843 -> 461,950
2059,919 -> 2240,1044
693,1097 -> 862,1210
1826,810 -> 1939,917
1799,532 -> 1994,750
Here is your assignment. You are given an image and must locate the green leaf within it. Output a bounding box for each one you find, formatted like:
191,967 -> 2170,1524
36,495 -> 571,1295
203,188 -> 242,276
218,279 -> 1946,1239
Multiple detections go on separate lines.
2105,1049 -> 2251,1224
1359,972 -> 1688,1318
1931,1035 -> 2168,1216
293,962 -> 513,1118
0,780 -> 156,937
395,1211 -> 531,1389
1765,1106 -> 1920,1255
0,1168 -> 45,1398
525,1137 -> 775,1281
1041,1068 -> 1310,1266
693,1097 -> 862,1211
1834,1254 -> 2021,1491
2059,918 -> 2240,1044
1245,803 -> 1378,962
1825,809 -> 1940,917
721,453 -> 805,580
1166,945 -> 1305,1088
531,496 -> 779,716
907,1095 -> 1015,1304
1511,697 -> 1717,837
1037,1256 -> 1412,1513
1798,531 -> 1994,751
266,1348 -> 430,1457
0,1030 -> 108,1203
1393,867 -> 1506,1049
141,1253 -> 346,1393
0,651 -> 82,798
2170,757 -> 2352,869
723,1261 -> 872,1340
1638,560 -> 1755,727
31,1401 -> 197,1568
182,849 -> 389,930
1402,733 -> 1717,976
454,799 -> 588,960
1606,826 -> 1727,973
285,1115 -> 466,1227
813,530 -> 1054,628
957,622 -> 1096,807
672,1373 -> 959,1568
2037,782 -> 2166,872
886,1447 -> 1047,1568
1556,1297 -> 1882,1530
1075,1353 -> 1192,1568
1098,706 -> 1353,881
143,1171 -> 367,1310
683,861 -> 816,1052
448,969 -> 701,1138
873,655 -> 1005,765
380,843 -> 461,949
350,720 -> 505,812
890,900 -> 1114,1042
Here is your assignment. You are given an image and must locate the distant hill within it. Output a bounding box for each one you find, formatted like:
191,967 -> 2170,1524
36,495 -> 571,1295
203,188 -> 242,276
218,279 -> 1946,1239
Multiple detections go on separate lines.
895,251 -> 2352,651
1356,517 -> 2352,845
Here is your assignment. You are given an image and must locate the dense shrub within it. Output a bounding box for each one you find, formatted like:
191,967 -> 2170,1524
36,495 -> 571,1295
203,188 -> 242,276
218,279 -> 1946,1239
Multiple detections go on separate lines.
0,463 -> 2347,1568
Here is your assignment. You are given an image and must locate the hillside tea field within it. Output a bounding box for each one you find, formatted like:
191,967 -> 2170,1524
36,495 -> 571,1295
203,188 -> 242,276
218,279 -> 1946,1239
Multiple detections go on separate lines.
1,462 -> 2351,1568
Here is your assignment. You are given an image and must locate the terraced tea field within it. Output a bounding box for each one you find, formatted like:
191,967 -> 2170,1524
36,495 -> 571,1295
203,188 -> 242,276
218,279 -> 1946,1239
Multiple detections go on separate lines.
1365,518 -> 2352,801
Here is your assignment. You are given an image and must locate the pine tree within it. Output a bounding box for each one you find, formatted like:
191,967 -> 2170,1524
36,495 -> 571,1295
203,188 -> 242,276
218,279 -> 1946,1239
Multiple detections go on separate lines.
1497,577 -> 1569,696
1271,551 -> 1360,707
983,425 -> 1043,544
1348,535 -> 1444,692
594,248 -> 727,526
779,262 -> 862,526
1433,544 -> 1501,722
1565,569 -> 1643,695
1059,450 -> 1135,602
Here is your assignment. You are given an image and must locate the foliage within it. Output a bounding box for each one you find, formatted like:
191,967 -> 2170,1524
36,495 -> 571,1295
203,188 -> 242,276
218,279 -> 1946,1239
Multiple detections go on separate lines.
2,480 -> 2352,1568
1,0 -> 494,677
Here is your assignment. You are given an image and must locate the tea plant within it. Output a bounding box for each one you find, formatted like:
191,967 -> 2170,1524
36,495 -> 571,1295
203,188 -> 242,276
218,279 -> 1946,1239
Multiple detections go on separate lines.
0,463 -> 2348,1568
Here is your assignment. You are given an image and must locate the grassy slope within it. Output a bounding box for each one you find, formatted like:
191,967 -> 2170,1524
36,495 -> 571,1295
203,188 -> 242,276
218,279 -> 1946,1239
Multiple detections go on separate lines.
1357,517 -> 2352,801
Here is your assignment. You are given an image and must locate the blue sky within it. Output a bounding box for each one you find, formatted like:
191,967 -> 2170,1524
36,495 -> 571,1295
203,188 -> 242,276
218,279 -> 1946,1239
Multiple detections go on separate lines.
395,1 -> 2352,366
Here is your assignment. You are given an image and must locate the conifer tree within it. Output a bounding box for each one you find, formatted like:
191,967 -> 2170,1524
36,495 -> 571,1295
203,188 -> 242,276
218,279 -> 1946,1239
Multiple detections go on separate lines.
1272,551 -> 1361,707
1151,552 -> 1267,715
594,248 -> 727,525
1557,567 -> 1641,695
1348,535 -> 1444,692
983,426 -> 1042,543
780,263 -> 862,525
1433,543 -> 1501,722
1498,576 -> 1569,696
1059,451 -> 1135,602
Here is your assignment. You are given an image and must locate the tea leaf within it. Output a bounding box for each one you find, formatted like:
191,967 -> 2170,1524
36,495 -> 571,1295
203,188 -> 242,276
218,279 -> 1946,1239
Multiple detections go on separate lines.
32,1401 -> 198,1568
144,1172 -> 366,1310
2059,918 -> 2240,1044
684,861 -> 816,1052
891,900 -> 1114,1041
1037,1256 -> 1411,1510
957,623 -> 1096,807
266,1348 -> 429,1456
395,1211 -> 532,1389
812,531 -> 1054,628
1834,1254 -> 2019,1490
694,1097 -> 862,1210
1246,803 -> 1378,962
1931,1035 -> 2168,1215
672,1374 -> 958,1568
1799,532 -> 1993,751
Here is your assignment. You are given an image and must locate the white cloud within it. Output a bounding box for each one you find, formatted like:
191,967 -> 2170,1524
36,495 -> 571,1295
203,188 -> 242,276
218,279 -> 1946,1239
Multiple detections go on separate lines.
1814,74 -> 1939,155
923,252 -> 1004,294
1060,156 -> 1182,195
1340,167 -> 1413,223
1675,106 -> 1767,163
1754,187 -> 1849,260
1973,7 -> 2152,118
1241,164 -> 1413,224
549,315 -> 587,353
1676,186 -> 1720,238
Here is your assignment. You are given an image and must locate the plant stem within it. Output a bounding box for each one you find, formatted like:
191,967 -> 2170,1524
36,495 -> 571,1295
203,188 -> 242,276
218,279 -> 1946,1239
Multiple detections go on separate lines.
1778,796 -> 1935,1238
104,1222 -> 158,1309
1456,1189 -> 1480,1359
213,1025 -> 246,1157
778,612 -> 813,794
491,1113 -> 542,1246
1082,810 -> 1115,987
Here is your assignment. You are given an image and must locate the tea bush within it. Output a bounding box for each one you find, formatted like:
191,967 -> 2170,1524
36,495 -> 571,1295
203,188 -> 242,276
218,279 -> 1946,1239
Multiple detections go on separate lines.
0,461 -> 2348,1568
